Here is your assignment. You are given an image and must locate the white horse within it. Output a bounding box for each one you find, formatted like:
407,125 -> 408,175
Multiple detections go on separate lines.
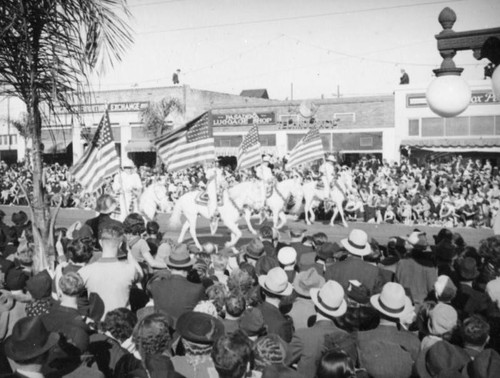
138,179 -> 172,221
260,177 -> 304,229
302,173 -> 353,227
169,176 -> 304,250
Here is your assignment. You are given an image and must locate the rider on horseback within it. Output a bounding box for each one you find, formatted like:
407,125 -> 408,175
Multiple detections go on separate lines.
319,154 -> 337,200
255,154 -> 274,209
205,158 -> 224,223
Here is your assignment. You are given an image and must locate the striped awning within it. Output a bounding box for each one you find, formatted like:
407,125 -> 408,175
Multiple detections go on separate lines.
215,146 -> 279,157
401,137 -> 500,152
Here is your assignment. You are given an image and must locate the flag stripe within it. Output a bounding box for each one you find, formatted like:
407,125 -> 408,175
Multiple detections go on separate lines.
70,110 -> 120,193
287,127 -> 325,168
153,112 -> 215,171
237,125 -> 262,170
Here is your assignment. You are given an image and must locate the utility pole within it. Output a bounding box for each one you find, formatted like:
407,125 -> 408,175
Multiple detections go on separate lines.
291,83 -> 294,101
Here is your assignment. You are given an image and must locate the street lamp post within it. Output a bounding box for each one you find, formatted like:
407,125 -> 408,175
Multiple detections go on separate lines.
426,7 -> 500,118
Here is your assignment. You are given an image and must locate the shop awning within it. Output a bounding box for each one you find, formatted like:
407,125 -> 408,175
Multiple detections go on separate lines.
215,146 -> 278,157
401,137 -> 500,153
125,140 -> 155,152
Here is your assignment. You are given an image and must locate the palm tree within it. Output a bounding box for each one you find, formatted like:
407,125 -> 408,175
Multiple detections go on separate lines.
141,97 -> 184,166
140,97 -> 184,138
0,0 -> 133,271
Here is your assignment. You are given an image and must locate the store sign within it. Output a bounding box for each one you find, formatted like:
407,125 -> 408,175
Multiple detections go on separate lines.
55,101 -> 150,114
407,91 -> 497,107
212,112 -> 275,127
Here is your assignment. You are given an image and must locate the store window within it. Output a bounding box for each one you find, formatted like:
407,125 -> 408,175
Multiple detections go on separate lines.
445,117 -> 468,136
421,118 -> 444,137
470,116 -> 495,136
260,134 -> 276,146
408,119 -> 419,136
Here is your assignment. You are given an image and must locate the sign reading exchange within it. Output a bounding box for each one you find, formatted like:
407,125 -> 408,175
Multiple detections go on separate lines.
55,101 -> 150,114
212,112 -> 275,127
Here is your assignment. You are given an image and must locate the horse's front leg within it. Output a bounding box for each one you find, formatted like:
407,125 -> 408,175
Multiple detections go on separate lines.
276,210 -> 287,230
178,221 -> 190,245
224,222 -> 242,248
188,222 -> 203,251
244,208 -> 258,235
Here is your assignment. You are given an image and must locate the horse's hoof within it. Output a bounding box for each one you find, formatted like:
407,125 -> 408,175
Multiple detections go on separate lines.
342,223 -> 348,228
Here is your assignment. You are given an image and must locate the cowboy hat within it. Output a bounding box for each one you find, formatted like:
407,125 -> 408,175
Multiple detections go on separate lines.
310,280 -> 347,317
166,244 -> 195,268
4,317 -> 60,361
262,155 -> 271,163
293,268 -> 325,298
176,311 -> 224,344
326,155 -> 337,163
370,282 -> 413,319
95,194 -> 118,214
341,229 -> 372,257
241,238 -> 265,260
258,267 -> 293,296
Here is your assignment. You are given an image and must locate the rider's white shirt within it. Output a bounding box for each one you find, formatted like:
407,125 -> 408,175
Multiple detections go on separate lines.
113,171 -> 143,193
256,164 -> 273,182
319,162 -> 335,183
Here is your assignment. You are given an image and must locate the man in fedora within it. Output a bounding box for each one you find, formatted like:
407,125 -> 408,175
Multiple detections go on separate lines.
395,231 -> 437,311
325,229 -> 386,293
452,257 -> 489,320
149,243 -> 205,323
79,223 -> 142,319
289,268 -> 325,330
3,317 -> 59,377
239,238 -> 265,266
287,280 -> 349,378
357,282 -> 420,378
84,194 -> 122,250
257,267 -> 294,343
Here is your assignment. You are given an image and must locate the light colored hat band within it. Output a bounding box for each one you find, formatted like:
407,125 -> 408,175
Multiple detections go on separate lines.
378,297 -> 404,314
170,256 -> 191,265
348,239 -> 366,250
318,295 -> 341,312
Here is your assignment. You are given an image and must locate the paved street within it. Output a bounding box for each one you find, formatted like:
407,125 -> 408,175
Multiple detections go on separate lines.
2,205 -> 494,250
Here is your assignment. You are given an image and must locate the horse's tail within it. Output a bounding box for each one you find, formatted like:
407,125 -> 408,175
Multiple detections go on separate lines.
168,198 -> 184,229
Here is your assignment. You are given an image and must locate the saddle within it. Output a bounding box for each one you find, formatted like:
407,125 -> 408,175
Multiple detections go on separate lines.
196,191 -> 224,207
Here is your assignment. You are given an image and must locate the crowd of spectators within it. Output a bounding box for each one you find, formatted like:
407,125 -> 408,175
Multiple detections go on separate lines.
1,194 -> 500,377
0,154 -> 499,230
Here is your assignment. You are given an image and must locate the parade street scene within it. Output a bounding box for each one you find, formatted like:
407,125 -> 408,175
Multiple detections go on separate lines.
1,1 -> 500,377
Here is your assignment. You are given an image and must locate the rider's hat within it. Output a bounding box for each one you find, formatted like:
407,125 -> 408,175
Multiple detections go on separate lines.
326,155 -> 337,163
262,155 -> 271,163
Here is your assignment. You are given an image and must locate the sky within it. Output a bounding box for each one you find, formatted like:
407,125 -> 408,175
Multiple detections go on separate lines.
91,0 -> 500,100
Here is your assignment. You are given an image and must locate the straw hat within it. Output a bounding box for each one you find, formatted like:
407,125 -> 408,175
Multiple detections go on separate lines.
293,268 -> 325,298
370,282 -> 413,319
310,280 -> 347,317
166,244 -> 195,268
340,229 -> 372,257
277,247 -> 297,266
258,267 -> 293,296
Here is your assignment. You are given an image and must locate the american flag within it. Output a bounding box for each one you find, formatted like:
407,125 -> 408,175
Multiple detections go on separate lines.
70,110 -> 120,193
237,125 -> 262,170
287,127 -> 325,169
154,112 -> 215,171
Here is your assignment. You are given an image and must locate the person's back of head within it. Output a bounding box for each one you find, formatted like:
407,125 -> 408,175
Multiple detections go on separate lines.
211,330 -> 253,378
146,221 -> 159,236
99,224 -> 124,255
259,226 -> 273,241
312,232 -> 328,248
59,272 -> 84,297
67,238 -> 94,264
462,315 -> 490,349
225,294 -> 246,318
317,350 -> 356,378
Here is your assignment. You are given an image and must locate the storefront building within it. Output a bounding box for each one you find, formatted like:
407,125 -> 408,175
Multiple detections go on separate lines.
394,80 -> 500,165
1,85 -> 397,167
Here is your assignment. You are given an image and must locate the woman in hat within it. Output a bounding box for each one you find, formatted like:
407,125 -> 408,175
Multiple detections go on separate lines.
115,312 -> 182,378
171,310 -> 224,378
